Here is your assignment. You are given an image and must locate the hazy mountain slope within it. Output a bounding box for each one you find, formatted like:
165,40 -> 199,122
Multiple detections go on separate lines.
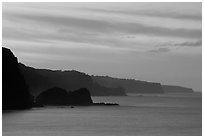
92,76 -> 164,94
19,64 -> 126,96
162,85 -> 194,93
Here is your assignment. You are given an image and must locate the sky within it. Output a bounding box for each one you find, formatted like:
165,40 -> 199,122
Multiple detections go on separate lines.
2,2 -> 202,91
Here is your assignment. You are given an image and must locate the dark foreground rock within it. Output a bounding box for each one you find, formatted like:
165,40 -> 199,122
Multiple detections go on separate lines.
36,87 -> 93,105
2,47 -> 33,110
35,87 -> 119,106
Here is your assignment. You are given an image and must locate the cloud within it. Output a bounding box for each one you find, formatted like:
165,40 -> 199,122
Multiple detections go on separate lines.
149,48 -> 171,53
3,12 -> 202,40
172,40 -> 202,47
3,25 -> 142,52
2,3 -> 202,91
83,7 -> 202,21
157,40 -> 202,47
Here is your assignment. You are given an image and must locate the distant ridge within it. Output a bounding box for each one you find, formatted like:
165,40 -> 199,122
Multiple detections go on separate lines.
162,85 -> 194,93
19,63 -> 126,96
18,62 -> 195,95
92,75 -> 164,94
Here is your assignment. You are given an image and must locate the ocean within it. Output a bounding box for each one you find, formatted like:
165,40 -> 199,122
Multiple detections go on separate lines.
2,93 -> 202,136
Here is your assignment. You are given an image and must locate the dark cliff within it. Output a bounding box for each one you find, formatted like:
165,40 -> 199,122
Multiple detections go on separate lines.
162,85 -> 194,93
19,64 -> 126,96
36,87 -> 93,105
92,76 -> 164,94
2,47 -> 33,110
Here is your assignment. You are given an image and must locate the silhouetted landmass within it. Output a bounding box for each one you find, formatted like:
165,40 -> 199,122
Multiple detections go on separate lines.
162,85 -> 194,93
2,47 -> 33,110
89,82 -> 126,96
19,64 -> 126,96
36,87 -> 119,106
92,76 -> 164,94
36,87 -> 93,105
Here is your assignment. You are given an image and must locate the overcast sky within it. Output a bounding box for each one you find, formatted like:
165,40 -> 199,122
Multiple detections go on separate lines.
2,2 -> 202,91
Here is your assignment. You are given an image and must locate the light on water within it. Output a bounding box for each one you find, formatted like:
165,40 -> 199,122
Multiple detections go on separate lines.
3,93 -> 202,136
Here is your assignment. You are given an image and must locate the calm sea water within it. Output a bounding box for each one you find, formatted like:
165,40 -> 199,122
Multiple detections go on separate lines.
2,93 -> 202,136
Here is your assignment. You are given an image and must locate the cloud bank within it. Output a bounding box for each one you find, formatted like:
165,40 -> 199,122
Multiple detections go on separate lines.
2,2 -> 202,91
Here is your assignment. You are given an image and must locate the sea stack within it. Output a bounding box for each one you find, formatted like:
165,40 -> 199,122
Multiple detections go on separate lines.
35,87 -> 93,105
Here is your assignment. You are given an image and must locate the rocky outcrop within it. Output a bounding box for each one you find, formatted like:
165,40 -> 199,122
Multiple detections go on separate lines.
68,88 -> 93,105
162,85 -> 194,93
2,47 -> 33,110
19,64 -> 126,96
35,87 -> 93,105
92,76 -> 164,94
